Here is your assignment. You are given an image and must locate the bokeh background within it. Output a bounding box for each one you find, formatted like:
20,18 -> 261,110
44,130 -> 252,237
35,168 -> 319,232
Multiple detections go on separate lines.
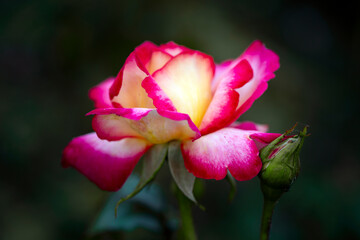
1,0 -> 359,239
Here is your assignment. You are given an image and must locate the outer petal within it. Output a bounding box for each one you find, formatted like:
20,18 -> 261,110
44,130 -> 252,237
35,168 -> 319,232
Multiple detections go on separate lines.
92,113 -> 145,141
110,42 -> 172,108
87,108 -> 201,144
249,131 -> 282,150
200,41 -> 279,131
231,121 -> 269,132
199,60 -> 253,135
181,128 -> 264,181
89,77 -> 115,108
110,51 -> 152,108
143,51 -> 215,126
62,132 -> 150,191
230,121 -> 282,150
235,40 -> 280,116
232,121 -> 282,148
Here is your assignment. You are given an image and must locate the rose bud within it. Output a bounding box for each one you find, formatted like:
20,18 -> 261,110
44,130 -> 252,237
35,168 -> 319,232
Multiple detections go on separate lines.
258,124 -> 308,201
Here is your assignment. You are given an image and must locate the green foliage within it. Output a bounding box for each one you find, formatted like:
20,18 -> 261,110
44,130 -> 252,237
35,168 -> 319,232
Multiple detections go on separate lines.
168,141 -> 197,205
226,172 -> 237,202
115,144 -> 168,214
88,175 -> 176,238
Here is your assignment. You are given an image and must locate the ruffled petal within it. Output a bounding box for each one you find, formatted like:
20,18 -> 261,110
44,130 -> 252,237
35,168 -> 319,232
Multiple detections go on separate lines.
87,108 -> 201,144
110,42 -> 172,108
235,40 -> 280,116
159,41 -> 191,57
200,41 -> 279,130
134,41 -> 172,75
145,51 -> 215,126
89,77 -> 114,108
199,60 -> 253,134
62,132 -> 150,191
181,128 -> 276,181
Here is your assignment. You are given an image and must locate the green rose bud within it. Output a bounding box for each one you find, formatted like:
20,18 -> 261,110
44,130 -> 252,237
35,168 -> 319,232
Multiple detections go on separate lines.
258,124 -> 308,201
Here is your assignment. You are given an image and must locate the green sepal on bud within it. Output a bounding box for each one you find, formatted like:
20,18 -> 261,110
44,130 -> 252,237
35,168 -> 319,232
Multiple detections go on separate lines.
258,123 -> 309,201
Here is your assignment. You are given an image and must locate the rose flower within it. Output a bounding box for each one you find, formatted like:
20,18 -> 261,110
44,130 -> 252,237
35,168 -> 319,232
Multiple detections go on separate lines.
62,41 -> 280,191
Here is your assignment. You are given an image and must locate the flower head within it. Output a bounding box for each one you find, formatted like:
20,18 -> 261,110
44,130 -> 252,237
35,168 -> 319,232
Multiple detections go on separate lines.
62,41 -> 280,192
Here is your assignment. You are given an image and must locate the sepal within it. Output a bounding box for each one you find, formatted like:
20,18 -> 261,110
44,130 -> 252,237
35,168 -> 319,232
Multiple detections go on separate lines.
115,143 -> 168,215
226,171 -> 237,202
168,141 -> 202,208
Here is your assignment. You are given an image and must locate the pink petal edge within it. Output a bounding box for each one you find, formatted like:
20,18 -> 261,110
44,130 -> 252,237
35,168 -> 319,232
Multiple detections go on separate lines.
235,40 -> 280,117
200,59 -> 253,135
89,77 -> 115,108
231,121 -> 269,132
109,41 -> 172,108
87,108 -> 201,144
201,41 -> 279,129
182,128 -> 266,181
62,132 -> 151,191
134,41 -> 173,75
142,75 -> 177,111
159,41 -> 192,57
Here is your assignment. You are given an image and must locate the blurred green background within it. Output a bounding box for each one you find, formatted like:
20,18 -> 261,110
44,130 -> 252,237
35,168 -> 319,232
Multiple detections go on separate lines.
1,0 -> 359,239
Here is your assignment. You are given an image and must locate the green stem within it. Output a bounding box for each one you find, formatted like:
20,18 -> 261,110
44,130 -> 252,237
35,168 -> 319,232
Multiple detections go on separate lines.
174,185 -> 197,240
260,198 -> 277,240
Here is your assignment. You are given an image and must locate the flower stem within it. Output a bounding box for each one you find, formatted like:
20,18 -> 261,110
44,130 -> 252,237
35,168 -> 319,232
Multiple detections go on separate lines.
174,185 -> 197,240
260,198 -> 277,240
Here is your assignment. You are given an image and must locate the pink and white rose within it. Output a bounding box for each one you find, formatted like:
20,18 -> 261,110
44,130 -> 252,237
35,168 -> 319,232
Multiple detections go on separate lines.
62,41 -> 280,191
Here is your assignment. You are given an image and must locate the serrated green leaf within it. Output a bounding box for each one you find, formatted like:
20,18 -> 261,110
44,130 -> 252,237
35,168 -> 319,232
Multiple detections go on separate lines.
168,141 -> 197,204
115,143 -> 168,214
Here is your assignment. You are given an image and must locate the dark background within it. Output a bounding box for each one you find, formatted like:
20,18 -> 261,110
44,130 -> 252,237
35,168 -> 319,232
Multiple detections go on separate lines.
1,0 -> 359,239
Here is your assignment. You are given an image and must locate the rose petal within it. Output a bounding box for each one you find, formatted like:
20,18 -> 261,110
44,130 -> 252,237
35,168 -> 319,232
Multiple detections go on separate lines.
145,51 -> 215,126
249,131 -> 282,150
182,128 -> 266,181
110,42 -> 172,108
230,121 -> 281,149
199,59 -> 253,134
159,41 -> 191,57
87,108 -> 201,144
134,41 -> 172,75
235,40 -> 280,116
89,77 -> 114,108
141,75 -> 177,112
92,113 -> 145,141
201,41 -> 279,129
110,51 -> 152,108
231,121 -> 269,132
62,132 -> 150,191
211,59 -> 234,92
